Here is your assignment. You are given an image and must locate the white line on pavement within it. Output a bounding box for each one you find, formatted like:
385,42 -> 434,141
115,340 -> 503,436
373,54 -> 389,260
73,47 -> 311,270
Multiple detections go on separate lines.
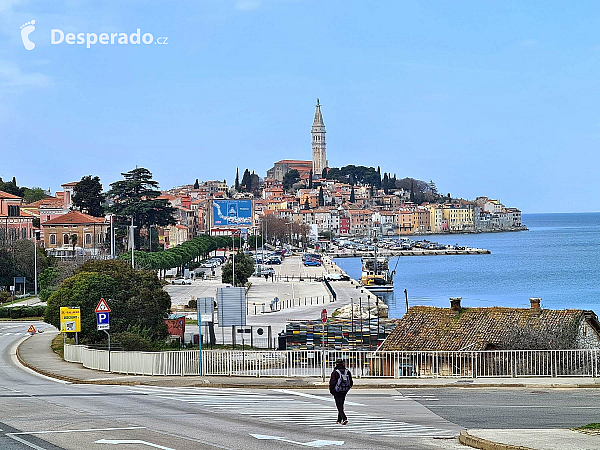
272,389 -> 366,406
10,426 -> 147,435
6,434 -> 49,450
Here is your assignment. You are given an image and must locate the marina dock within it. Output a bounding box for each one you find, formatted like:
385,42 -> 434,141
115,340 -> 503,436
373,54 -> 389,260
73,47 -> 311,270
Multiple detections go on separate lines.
327,248 -> 490,258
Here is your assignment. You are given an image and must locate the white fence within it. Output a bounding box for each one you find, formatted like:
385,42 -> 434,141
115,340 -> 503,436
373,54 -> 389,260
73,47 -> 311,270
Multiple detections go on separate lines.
64,345 -> 600,378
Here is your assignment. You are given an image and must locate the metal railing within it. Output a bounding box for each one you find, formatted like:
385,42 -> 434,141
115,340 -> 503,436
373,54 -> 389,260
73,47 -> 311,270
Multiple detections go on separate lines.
63,346 -> 600,378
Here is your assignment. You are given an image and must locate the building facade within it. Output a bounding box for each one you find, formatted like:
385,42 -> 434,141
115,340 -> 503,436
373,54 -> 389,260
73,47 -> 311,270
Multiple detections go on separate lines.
311,98 -> 327,178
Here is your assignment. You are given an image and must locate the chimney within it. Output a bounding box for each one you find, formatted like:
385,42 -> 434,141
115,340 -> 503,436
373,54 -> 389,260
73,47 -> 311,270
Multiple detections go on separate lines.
450,297 -> 462,312
529,297 -> 541,316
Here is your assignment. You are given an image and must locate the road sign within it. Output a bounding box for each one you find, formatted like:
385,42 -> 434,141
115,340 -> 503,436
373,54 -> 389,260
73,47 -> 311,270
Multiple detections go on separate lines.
60,307 -> 81,332
95,298 -> 111,313
96,312 -> 110,331
321,308 -> 327,323
27,325 -> 36,334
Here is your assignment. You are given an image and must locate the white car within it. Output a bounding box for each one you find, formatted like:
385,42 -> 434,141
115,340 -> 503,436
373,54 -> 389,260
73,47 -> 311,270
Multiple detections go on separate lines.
171,277 -> 192,285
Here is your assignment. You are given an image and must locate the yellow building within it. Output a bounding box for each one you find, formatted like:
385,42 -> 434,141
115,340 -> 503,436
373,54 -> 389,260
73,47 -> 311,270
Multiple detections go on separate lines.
441,205 -> 474,231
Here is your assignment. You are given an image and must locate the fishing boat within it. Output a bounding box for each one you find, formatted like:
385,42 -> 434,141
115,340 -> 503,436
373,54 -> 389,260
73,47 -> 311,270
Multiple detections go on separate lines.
360,256 -> 394,293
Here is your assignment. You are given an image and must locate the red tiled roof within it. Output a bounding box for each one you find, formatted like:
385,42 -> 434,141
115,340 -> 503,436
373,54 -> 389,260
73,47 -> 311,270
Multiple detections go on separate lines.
0,190 -> 21,199
42,211 -> 106,226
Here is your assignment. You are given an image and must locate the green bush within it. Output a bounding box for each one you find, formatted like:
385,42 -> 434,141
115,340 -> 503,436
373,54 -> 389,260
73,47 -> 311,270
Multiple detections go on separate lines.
0,305 -> 45,319
44,260 -> 170,349
112,331 -> 162,351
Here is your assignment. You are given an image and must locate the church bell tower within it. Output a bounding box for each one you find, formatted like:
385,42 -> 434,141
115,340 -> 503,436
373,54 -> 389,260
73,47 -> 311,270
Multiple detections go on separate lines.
311,98 -> 327,178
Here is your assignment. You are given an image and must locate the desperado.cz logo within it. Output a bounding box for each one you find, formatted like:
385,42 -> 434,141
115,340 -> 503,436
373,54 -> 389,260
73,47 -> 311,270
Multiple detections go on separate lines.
20,20 -> 168,50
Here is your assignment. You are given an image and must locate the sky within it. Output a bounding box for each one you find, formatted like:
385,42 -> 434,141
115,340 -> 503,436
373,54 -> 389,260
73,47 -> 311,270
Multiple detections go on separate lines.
1,0 -> 599,213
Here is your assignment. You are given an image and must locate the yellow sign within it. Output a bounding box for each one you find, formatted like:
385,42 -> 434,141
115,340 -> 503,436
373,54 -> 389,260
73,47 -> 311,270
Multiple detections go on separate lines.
27,325 -> 36,333
60,307 -> 81,332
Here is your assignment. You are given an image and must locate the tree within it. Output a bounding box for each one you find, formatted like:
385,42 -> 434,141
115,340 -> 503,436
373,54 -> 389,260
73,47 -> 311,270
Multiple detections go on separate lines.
308,170 -> 313,189
283,169 -> 300,192
73,175 -> 105,217
240,169 -> 251,192
247,235 -> 263,250
250,171 -> 260,193
235,168 -> 240,191
303,198 -> 310,210
193,178 -> 199,189
106,168 -> 176,249
23,188 -> 46,204
350,186 -> 356,203
221,251 -> 255,286
318,186 -> 324,207
44,260 -> 170,349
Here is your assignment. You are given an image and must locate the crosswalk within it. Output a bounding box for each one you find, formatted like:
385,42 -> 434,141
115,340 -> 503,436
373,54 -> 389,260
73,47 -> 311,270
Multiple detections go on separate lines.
130,386 -> 456,438
0,332 -> 26,338
393,393 -> 439,402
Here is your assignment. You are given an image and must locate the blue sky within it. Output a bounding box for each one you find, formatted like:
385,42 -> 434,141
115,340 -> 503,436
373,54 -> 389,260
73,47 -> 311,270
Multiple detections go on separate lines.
1,0 -> 599,213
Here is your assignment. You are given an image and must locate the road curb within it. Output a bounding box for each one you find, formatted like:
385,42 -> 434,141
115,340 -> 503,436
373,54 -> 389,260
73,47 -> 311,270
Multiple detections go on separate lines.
459,430 -> 533,450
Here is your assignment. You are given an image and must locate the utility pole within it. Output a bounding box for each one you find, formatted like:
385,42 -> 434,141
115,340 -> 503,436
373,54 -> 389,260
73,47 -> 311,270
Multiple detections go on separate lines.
33,230 -> 40,296
110,215 -> 115,259
130,216 -> 136,268
232,253 -> 235,287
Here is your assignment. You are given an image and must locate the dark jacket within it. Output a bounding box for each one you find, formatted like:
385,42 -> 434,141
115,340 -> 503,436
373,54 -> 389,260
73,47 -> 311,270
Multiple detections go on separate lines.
329,363 -> 353,395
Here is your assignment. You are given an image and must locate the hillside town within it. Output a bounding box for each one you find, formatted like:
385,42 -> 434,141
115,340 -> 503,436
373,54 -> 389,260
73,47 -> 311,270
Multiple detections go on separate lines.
0,99 -> 523,259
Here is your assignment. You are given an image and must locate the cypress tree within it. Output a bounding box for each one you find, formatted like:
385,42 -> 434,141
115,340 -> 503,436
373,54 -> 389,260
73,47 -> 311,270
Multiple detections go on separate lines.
350,186 -> 356,203
193,178 -> 199,189
235,168 -> 240,191
318,186 -> 324,206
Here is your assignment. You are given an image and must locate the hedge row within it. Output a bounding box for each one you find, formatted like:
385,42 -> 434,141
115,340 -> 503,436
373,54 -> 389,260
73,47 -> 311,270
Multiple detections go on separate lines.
0,305 -> 46,319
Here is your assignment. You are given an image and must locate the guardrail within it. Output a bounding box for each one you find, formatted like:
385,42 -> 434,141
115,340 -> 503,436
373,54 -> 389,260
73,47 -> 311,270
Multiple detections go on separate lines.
63,346 -> 600,378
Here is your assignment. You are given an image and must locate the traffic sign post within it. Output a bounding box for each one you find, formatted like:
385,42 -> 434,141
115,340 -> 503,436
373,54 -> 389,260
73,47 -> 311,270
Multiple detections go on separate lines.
95,299 -> 111,371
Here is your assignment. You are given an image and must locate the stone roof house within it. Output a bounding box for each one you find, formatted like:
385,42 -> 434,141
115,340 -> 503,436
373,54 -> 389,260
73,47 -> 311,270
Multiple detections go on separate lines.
380,298 -> 600,352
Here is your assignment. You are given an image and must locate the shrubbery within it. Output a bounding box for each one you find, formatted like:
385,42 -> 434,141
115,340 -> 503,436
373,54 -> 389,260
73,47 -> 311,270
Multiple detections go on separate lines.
0,305 -> 46,319
44,260 -> 171,349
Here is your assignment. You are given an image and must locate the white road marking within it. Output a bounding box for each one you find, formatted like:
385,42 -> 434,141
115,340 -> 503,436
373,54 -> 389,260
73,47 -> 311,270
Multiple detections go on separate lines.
272,389 -> 366,406
11,426 -> 147,435
6,434 -> 49,450
251,434 -> 344,447
131,386 -> 457,438
95,439 -> 173,449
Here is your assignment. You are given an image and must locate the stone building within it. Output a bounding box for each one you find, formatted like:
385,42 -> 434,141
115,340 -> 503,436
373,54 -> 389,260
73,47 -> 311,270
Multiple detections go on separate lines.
311,98 -> 327,178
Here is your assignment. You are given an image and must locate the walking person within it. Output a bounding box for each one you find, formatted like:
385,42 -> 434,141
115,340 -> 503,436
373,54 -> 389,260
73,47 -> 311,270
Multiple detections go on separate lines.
329,359 -> 353,425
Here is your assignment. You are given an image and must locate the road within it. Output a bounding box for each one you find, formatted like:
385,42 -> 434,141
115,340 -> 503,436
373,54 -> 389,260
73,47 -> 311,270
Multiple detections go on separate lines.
1,322 -> 464,449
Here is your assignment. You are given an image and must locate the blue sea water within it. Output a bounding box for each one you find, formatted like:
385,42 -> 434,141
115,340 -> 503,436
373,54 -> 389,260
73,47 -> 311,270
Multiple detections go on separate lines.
334,213 -> 600,319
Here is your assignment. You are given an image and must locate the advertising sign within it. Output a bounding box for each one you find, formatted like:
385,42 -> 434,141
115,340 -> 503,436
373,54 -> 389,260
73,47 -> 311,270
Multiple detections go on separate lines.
60,307 -> 81,332
212,200 -> 253,227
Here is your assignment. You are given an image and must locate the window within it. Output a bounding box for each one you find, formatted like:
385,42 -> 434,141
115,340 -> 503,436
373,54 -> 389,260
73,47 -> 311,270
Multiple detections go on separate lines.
63,234 -> 69,245
50,234 -> 56,245
22,227 -> 27,239
85,233 -> 92,245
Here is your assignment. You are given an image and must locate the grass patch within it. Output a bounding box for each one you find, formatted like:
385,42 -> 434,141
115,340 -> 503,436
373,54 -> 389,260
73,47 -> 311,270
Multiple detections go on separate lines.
576,423 -> 600,430
51,334 -> 74,359
186,319 -> 198,325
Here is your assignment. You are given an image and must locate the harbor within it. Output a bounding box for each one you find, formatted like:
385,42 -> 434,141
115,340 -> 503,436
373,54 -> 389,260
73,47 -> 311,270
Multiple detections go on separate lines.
329,248 -> 490,257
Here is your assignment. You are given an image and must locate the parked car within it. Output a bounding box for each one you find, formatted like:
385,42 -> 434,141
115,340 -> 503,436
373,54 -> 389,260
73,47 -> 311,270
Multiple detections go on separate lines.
326,273 -> 350,281
171,277 -> 192,285
266,257 -> 282,265
254,266 -> 275,276
304,259 -> 322,267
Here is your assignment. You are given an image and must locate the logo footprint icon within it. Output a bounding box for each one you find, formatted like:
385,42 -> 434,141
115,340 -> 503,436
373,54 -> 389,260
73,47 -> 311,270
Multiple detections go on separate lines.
20,20 -> 36,50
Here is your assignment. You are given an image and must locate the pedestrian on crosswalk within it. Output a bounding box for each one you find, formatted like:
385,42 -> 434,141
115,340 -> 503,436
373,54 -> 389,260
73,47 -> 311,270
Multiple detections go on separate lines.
329,359 -> 353,425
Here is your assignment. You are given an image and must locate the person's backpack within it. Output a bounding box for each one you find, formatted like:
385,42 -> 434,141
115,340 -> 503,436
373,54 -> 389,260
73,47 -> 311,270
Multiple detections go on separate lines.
335,369 -> 351,393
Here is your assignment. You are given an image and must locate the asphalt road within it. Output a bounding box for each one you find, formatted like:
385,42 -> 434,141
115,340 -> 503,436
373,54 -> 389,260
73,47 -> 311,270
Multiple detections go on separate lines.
397,388 -> 600,429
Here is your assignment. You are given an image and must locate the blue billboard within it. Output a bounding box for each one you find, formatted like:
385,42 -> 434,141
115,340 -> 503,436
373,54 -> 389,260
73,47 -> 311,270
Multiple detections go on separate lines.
212,200 -> 253,227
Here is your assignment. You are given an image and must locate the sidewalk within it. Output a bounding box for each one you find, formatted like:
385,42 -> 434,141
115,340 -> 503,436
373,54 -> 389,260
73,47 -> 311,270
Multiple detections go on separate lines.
459,429 -> 600,450
16,331 -> 600,450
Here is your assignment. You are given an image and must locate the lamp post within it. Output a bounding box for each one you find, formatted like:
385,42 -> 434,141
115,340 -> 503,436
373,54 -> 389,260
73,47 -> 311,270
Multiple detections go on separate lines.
129,217 -> 136,268
110,214 -> 115,259
33,230 -> 40,297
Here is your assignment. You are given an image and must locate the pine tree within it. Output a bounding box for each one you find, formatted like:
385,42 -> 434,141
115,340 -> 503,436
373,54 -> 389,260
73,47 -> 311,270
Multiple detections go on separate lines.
318,186 -> 324,206
350,186 -> 356,203
193,178 -> 199,189
235,168 -> 240,191
73,175 -> 105,217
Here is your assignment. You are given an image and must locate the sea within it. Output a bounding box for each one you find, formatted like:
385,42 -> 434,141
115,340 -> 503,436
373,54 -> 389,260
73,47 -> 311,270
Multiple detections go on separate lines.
334,213 -> 600,319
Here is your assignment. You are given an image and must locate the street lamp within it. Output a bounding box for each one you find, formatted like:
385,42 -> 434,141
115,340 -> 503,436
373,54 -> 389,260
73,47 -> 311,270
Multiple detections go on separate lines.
149,224 -> 155,252
33,229 -> 40,297
129,217 -> 136,268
